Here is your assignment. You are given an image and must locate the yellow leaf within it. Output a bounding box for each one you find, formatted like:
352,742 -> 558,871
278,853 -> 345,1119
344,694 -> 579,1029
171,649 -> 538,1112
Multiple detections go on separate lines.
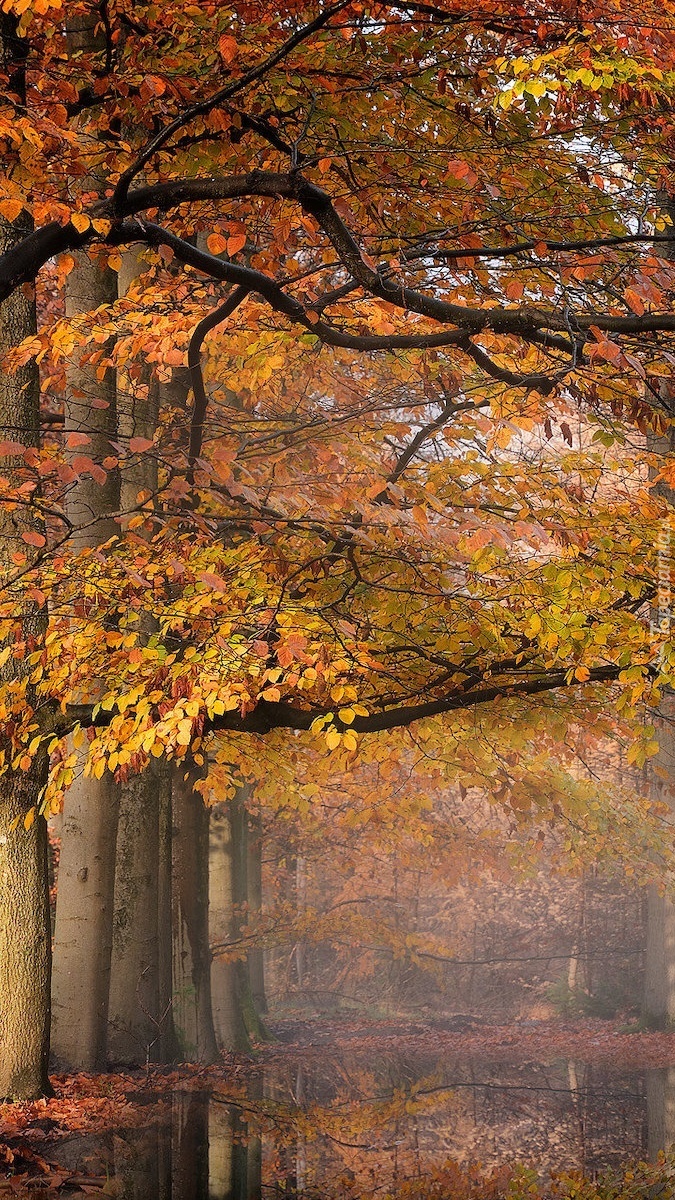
325,728 -> 341,750
339,707 -> 355,725
574,665 -> 590,682
176,718 -> 193,746
23,807 -> 35,830
71,212 -> 90,233
525,613 -> 542,637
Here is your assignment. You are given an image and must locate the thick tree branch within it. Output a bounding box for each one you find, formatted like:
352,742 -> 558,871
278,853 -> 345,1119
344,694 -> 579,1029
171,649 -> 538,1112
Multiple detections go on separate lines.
62,662 -> 628,739
2,173 -> 675,349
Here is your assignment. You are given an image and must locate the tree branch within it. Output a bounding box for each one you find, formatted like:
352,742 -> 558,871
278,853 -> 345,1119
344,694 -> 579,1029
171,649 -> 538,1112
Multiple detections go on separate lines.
61,662 -> 628,739
187,285 -> 248,478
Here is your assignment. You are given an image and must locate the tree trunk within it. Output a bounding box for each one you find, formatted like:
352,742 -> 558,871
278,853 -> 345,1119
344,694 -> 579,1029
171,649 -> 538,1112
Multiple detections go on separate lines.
172,765 -> 219,1063
0,751 -> 51,1099
647,1066 -> 675,1159
107,250 -> 172,1066
108,757 -> 176,1066
108,768 -> 161,1064
230,786 -> 271,1042
0,15 -> 52,1098
209,801 -> 250,1052
643,692 -> 675,1027
158,764 -> 177,1062
50,232 -> 120,1070
643,195 -> 675,1029
247,812 -> 267,1016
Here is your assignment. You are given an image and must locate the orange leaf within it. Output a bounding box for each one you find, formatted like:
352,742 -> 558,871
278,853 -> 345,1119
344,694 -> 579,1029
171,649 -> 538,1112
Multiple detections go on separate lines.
207,233 -> 228,255
22,530 -> 46,548
219,34 -> 237,63
0,199 -> 24,221
227,232 -> 247,255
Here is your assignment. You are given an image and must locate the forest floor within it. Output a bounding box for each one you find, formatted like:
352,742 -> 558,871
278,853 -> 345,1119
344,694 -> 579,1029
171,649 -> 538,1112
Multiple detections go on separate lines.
2,1015 -> 675,1196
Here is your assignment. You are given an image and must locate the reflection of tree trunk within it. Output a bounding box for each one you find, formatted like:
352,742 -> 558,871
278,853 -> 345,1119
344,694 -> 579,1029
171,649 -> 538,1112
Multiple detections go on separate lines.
207,1100 -> 234,1198
114,1127 -> 161,1200
646,1066 -> 675,1158
172,1091 -> 209,1200
295,1065 -> 306,1194
643,695 -> 675,1028
208,1100 -> 261,1200
172,767 -> 218,1063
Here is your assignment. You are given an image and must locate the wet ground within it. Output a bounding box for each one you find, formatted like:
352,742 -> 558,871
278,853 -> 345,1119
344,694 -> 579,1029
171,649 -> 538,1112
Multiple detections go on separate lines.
3,1018 -> 675,1198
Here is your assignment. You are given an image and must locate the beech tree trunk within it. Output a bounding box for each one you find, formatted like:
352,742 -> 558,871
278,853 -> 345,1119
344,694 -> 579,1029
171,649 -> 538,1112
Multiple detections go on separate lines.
209,800 -> 250,1052
247,812 -> 268,1016
0,15 -> 52,1100
172,764 -> 219,1063
643,197 -> 675,1029
50,227 -> 120,1070
230,786 -> 270,1042
157,765 -> 177,1062
108,768 -> 161,1064
107,251 -> 173,1065
647,1066 -> 675,1159
643,693 -> 675,1027
210,783 -> 271,1049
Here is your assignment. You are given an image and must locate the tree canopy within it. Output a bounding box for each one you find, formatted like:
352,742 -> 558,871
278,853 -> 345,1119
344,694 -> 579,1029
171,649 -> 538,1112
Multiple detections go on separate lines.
0,0 -> 674,813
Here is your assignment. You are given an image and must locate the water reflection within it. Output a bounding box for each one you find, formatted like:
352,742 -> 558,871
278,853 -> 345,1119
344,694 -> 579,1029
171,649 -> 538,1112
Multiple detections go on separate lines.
41,1053 -> 675,1198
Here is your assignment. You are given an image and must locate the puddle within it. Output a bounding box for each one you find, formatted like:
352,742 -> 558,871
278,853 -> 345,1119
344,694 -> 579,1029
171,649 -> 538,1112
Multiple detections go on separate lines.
11,1048 -> 673,1197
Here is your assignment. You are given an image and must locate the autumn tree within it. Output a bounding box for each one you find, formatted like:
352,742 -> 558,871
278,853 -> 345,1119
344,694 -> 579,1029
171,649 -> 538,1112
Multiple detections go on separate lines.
2,0 -> 675,1096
